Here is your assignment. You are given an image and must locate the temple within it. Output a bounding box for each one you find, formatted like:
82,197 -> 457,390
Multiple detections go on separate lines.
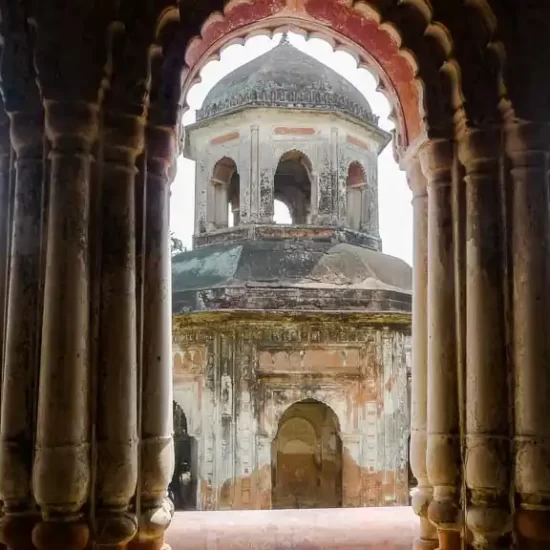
0,2 -> 548,550
171,37 -> 413,511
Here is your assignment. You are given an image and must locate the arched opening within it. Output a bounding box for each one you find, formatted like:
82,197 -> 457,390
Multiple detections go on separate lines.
273,150 -> 313,225
170,401 -> 198,511
208,157 -> 239,230
346,161 -> 367,231
271,399 -> 342,509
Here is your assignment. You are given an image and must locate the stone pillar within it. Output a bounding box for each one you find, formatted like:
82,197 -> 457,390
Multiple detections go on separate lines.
130,122 -> 175,550
0,104 -> 11,380
506,122 -> 550,549
258,143 -> 274,224
0,109 -> 44,550
420,139 -> 461,550
458,128 -> 511,549
94,107 -> 144,546
249,125 -> 260,222
407,158 -> 438,550
214,179 -> 229,228
32,99 -> 98,550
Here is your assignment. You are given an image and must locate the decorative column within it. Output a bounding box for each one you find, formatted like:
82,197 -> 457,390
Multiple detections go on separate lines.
258,143 -> 274,223
0,108 -> 44,550
407,158 -> 438,550
420,139 -> 461,550
94,103 -> 145,545
130,119 -> 175,550
31,99 -> 99,550
506,122 -> 550,549
0,103 -> 11,376
249,125 -> 260,222
459,128 -> 511,549
213,179 -> 229,228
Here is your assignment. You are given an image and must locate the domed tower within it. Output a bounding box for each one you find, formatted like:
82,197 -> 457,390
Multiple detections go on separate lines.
172,36 -> 412,512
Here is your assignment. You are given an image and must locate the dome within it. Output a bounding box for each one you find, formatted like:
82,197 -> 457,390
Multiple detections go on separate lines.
197,37 -> 378,125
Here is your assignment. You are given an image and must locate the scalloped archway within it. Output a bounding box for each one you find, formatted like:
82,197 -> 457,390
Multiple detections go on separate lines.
181,0 -> 423,158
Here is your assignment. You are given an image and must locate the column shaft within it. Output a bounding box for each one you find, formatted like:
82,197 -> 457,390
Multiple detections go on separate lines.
0,111 -> 44,550
32,101 -> 98,549
460,128 -> 511,549
131,123 -> 174,549
420,139 -> 461,550
0,106 -> 11,387
407,158 -> 438,550
94,111 -> 143,546
506,122 -> 550,548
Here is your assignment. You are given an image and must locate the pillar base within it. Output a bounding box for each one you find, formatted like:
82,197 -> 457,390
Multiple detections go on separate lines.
437,530 -> 461,550
128,536 -> 165,550
0,514 -> 39,550
413,537 -> 439,550
516,509 -> 550,549
32,520 -> 89,550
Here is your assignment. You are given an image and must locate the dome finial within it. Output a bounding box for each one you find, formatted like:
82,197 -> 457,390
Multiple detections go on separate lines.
279,30 -> 290,46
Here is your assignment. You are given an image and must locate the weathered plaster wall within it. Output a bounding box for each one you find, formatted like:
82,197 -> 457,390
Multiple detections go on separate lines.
172,313 -> 411,510
184,108 -> 387,246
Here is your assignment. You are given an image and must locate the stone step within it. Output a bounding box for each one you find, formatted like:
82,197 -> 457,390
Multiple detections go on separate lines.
166,506 -> 418,549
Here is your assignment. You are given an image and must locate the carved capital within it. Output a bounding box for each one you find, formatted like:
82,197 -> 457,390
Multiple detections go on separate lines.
419,139 -> 453,184
146,124 -> 177,180
405,157 -> 427,198
8,110 -> 44,158
458,126 -> 501,175
103,111 -> 145,168
44,100 -> 99,154
505,121 -> 550,171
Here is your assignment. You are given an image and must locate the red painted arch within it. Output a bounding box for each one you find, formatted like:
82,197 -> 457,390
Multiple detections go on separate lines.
182,0 -> 422,152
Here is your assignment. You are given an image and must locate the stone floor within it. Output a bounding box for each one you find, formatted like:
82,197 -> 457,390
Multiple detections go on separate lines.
166,507 -> 418,549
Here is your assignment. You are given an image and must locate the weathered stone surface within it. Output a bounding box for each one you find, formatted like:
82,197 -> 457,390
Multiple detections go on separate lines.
165,507 -> 419,549
172,313 -> 411,510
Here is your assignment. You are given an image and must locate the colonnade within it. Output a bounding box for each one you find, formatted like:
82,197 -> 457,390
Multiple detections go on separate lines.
0,46 -> 176,550
408,125 -> 550,550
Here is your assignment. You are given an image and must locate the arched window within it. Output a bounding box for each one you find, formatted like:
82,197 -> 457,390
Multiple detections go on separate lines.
273,150 -> 313,225
346,161 -> 366,230
208,157 -> 239,229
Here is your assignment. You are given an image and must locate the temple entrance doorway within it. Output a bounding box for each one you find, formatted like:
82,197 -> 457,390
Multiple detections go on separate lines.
272,399 -> 342,509
170,402 -> 198,510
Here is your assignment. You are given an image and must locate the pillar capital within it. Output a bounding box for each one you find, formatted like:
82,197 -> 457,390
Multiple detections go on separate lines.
102,110 -> 145,168
405,157 -> 427,198
8,110 -> 44,158
419,138 -> 453,184
146,123 -> 177,180
457,126 -> 501,173
44,100 -> 99,154
505,121 -> 550,174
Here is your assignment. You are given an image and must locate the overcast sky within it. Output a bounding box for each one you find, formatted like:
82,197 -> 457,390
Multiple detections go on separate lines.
171,32 -> 412,265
